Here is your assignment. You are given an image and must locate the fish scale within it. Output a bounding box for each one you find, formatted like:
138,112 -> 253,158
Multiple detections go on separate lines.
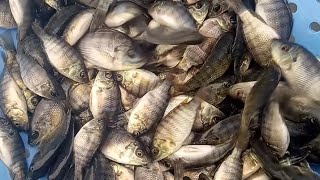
0,1 -> 16,29
255,0 -> 292,40
152,98 -> 200,161
238,10 -> 280,66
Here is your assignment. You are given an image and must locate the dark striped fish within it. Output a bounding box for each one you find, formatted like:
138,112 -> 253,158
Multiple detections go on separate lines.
152,97 -> 200,161
90,71 -> 121,124
0,117 -> 27,180
134,162 -> 164,180
83,152 -> 116,180
196,114 -> 241,145
32,24 -> 89,83
127,80 -> 171,136
69,82 -> 92,114
255,0 -> 292,40
176,32 -> 234,93
117,69 -> 160,97
224,0 -> 280,66
0,66 -> 28,131
74,119 -> 105,180
214,148 -> 243,180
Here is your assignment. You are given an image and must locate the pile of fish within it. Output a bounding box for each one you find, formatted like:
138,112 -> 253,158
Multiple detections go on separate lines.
1,0 -> 320,179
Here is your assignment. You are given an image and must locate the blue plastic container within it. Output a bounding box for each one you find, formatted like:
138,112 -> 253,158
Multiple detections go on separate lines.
0,0 -> 319,179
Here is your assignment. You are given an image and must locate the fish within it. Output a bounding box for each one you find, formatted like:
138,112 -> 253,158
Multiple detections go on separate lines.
105,1 -> 146,28
45,4 -> 86,36
115,14 -> 150,38
73,109 -> 94,131
175,32 -> 234,93
127,80 -> 171,136
0,0 -> 17,29
0,66 -> 28,131
177,13 -> 234,71
8,0 -> 33,41
188,0 -> 210,25
207,0 -> 229,18
271,39 -> 320,103
69,82 -> 92,114
83,152 -> 116,180
134,162 -> 164,180
182,165 -> 216,180
99,129 -> 150,165
119,86 -> 138,111
19,33 -> 54,75
63,9 -> 95,46
77,30 -> 147,71
236,63 -> 281,151
213,147 -> 243,180
29,99 -> 69,146
166,143 -> 233,168
196,114 -> 241,145
111,162 -> 134,180
152,97 -> 200,161
16,47 -> 66,100
74,118 -> 105,179
117,69 -> 160,97
90,71 -> 121,123
255,0 -> 293,40
89,0 -> 114,31
148,1 -> 197,30
195,81 -> 233,106
0,116 -> 27,180
149,45 -> 186,68
32,24 -> 89,83
261,101 -> 290,157
28,110 -> 71,180
48,120 -> 74,180
224,0 -> 280,66
3,50 -> 41,113
141,20 -> 203,45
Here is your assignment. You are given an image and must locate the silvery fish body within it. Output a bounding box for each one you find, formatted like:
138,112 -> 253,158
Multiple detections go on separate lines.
255,0 -> 292,40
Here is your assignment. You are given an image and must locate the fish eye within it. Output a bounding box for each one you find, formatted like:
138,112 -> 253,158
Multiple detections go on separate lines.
127,49 -> 136,58
151,148 -> 159,156
195,1 -> 202,9
212,4 -> 221,12
116,73 -> 123,82
31,131 -> 39,139
235,89 -> 243,98
80,71 -> 87,79
50,90 -> 57,97
281,45 -> 290,52
105,72 -> 113,79
135,149 -> 143,157
31,97 -> 39,106
14,122 -> 20,127
199,139 -> 207,144
223,82 -> 232,88
133,131 -> 140,136
229,16 -> 237,24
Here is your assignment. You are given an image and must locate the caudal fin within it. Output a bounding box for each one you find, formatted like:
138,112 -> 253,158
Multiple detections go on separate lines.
225,0 -> 247,14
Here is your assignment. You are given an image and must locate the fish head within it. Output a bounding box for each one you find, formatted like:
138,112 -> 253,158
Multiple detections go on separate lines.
28,127 -> 40,146
114,45 -> 147,69
40,81 -> 66,100
152,138 -> 177,161
68,62 -> 89,83
228,82 -> 255,102
126,141 -> 151,165
208,0 -> 229,18
26,95 -> 41,113
271,39 -> 301,70
7,109 -> 28,131
218,12 -> 236,31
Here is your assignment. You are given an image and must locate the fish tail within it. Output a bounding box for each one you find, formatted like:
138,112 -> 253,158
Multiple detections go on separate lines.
0,30 -> 15,52
31,23 -> 50,41
225,0 -> 247,14
173,158 -> 184,180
